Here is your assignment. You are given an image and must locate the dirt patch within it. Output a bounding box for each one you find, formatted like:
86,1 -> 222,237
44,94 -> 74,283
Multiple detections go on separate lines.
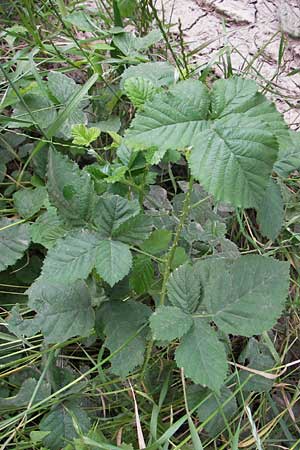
163,0 -> 300,128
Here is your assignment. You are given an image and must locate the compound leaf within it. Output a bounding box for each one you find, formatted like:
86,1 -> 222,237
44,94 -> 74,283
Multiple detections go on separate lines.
129,254 -> 154,294
30,206 -> 68,249
0,219 -> 30,271
95,239 -> 132,287
112,213 -> 153,244
175,320 -> 227,392
150,306 -> 193,341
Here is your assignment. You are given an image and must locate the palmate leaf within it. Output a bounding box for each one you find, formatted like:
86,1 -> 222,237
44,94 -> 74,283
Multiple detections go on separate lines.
150,306 -> 193,341
175,320 -> 227,393
95,239 -> 132,287
127,77 -> 286,208
197,255 -> 290,336
27,280 -> 94,343
0,219 -> 30,271
41,230 -> 99,283
97,300 -> 151,378
47,149 -> 95,225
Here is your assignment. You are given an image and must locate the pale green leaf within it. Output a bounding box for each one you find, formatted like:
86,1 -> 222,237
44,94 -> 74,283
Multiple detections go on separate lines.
41,230 -> 99,283
98,300 -> 151,377
257,179 -> 284,240
175,320 -> 227,392
112,213 -> 153,244
150,306 -> 193,341
27,280 -> 94,343
9,92 -> 56,129
167,263 -> 201,313
189,115 -> 278,207
121,61 -> 177,88
47,149 -> 95,225
199,255 -> 290,336
124,77 -> 158,107
141,229 -> 172,255
95,239 -> 132,287
13,186 -> 47,218
274,130 -> 300,176
64,11 -> 99,32
117,0 -> 137,17
7,304 -> 40,339
0,219 -> 30,271
126,80 -> 210,150
30,206 -> 68,249
93,194 -> 140,237
40,401 -> 91,450
71,124 -> 100,146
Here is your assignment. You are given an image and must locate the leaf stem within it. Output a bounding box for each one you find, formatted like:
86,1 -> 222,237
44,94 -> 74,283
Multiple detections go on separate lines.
160,177 -> 193,306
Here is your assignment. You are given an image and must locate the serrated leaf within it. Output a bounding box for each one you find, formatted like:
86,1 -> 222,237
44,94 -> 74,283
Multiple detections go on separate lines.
199,255 -> 290,336
121,61 -> 177,88
41,230 -> 99,283
175,320 -> 227,392
0,219 -> 30,271
47,149 -> 95,225
141,229 -> 172,254
7,304 -> 40,339
13,186 -> 47,218
167,263 -> 201,313
27,280 -> 94,343
95,239 -> 132,287
126,80 -> 210,150
30,206 -> 68,249
71,124 -> 100,146
257,179 -> 284,240
0,378 -> 51,410
124,77 -> 158,108
150,306 -> 193,341
93,194 -> 140,237
98,300 -> 151,377
129,254 -> 154,294
112,213 -> 153,244
40,401 -> 91,450
274,130 -> 300,176
189,115 -> 278,207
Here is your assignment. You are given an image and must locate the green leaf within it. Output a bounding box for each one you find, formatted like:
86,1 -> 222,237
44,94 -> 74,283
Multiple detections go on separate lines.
0,219 -> 30,271
64,11 -> 99,32
95,239 -> 132,287
30,206 -> 68,249
0,378 -> 51,410
116,0 -> 137,17
141,229 -> 172,255
112,213 -> 153,244
13,186 -> 47,218
27,280 -> 94,343
167,263 -> 201,313
7,304 -> 40,339
40,401 -> 91,450
257,179 -> 284,240
274,130 -> 300,176
47,149 -> 95,225
189,115 -> 278,207
238,338 -> 275,392
126,80 -> 210,150
71,124 -> 100,146
121,61 -> 177,88
41,230 -> 99,283
98,300 -> 151,377
9,92 -> 56,129
129,254 -> 154,294
0,162 -> 6,182
124,77 -> 158,108
93,194 -> 140,237
199,255 -> 290,336
150,306 -> 193,341
175,320 -> 227,392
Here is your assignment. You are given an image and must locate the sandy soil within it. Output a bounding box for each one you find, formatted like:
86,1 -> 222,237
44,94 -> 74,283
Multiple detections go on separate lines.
162,0 -> 300,128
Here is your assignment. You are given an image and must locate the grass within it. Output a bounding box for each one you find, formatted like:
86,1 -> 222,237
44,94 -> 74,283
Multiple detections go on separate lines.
1,1 -> 300,449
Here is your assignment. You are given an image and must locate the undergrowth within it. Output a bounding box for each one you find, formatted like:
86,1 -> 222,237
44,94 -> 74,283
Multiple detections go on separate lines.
1,1 -> 300,449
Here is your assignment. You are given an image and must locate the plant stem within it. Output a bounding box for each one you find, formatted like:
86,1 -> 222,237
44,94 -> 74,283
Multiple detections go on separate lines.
160,177 -> 193,306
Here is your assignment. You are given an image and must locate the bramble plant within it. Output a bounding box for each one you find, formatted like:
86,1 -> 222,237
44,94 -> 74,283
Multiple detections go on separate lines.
1,2 -> 300,447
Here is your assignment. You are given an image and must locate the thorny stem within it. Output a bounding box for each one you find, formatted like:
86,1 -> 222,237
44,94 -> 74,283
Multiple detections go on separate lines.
160,177 -> 193,306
